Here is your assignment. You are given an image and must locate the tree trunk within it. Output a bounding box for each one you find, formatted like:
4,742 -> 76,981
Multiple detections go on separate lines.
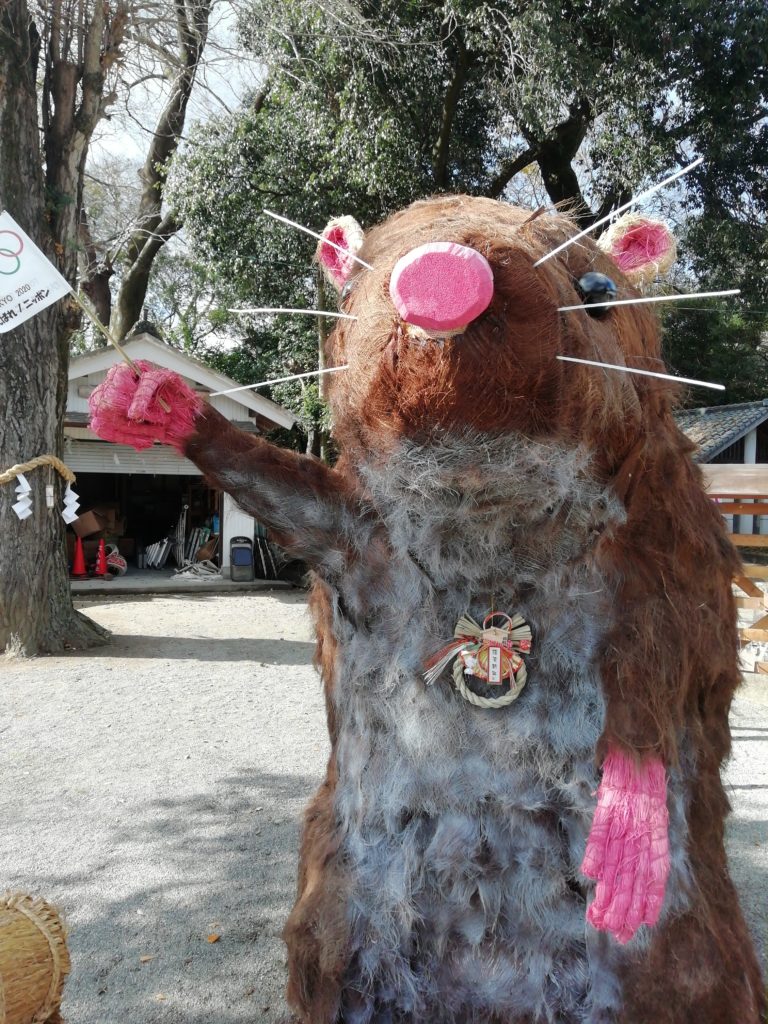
111,212 -> 178,340
431,34 -> 470,191
80,208 -> 113,330
110,0 -> 212,341
523,99 -> 594,225
0,0 -> 107,654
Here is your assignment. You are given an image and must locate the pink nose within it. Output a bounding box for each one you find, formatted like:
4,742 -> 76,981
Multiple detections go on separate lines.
389,242 -> 494,333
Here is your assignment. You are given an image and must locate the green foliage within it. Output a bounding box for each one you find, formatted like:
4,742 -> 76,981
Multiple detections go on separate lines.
140,246 -> 220,355
202,315 -> 322,429
166,0 -> 768,422
683,214 -> 768,307
663,304 -> 768,406
662,211 -> 768,405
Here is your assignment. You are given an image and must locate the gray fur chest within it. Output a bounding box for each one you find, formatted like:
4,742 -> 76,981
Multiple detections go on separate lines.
320,435 -> 634,1022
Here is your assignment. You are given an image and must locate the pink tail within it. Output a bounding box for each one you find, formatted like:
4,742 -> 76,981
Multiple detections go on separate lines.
581,748 -> 670,944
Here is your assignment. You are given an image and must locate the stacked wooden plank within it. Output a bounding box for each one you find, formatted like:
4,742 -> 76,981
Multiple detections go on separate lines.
704,465 -> 768,669
185,526 -> 211,563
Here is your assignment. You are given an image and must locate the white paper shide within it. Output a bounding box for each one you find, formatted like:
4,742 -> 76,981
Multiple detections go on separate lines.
61,483 -> 80,524
12,473 -> 32,520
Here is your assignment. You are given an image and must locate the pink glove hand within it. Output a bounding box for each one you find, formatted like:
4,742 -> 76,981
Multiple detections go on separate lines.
89,361 -> 202,452
581,748 -> 670,944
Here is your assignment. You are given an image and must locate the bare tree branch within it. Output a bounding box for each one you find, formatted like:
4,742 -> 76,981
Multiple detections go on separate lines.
109,0 -> 215,339
485,145 -> 539,199
79,206 -> 114,327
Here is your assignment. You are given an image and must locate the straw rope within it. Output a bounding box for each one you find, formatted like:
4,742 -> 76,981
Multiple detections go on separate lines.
0,456 -> 75,487
0,892 -> 70,1024
452,657 -> 527,708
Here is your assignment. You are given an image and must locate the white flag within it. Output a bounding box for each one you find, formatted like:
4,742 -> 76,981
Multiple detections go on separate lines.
0,211 -> 71,334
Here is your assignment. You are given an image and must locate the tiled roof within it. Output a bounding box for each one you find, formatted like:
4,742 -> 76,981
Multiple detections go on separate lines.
675,400 -> 768,462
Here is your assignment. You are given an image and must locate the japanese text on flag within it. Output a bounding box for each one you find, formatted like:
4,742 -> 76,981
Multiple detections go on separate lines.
0,212 -> 70,333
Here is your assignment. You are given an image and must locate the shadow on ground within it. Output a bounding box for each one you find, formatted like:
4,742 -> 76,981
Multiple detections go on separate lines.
68,635 -> 317,664
8,769 -> 317,1024
75,591 -> 309,610
725,709 -> 768,970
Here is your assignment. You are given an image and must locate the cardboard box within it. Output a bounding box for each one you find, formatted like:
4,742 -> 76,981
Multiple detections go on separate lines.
72,510 -> 108,538
92,504 -> 121,530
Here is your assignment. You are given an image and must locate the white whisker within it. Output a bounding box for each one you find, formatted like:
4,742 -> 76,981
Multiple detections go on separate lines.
535,156 -> 704,266
263,209 -> 374,271
229,306 -> 357,320
209,364 -> 350,397
557,355 -> 724,391
558,288 -> 740,312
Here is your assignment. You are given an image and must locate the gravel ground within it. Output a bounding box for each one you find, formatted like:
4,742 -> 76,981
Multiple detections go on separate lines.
1,592 -> 766,1022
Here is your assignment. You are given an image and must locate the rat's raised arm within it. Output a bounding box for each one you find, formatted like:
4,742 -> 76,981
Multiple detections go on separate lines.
88,361 -> 361,569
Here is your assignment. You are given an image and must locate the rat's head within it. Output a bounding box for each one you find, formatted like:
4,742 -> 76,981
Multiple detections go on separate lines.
318,196 -> 675,466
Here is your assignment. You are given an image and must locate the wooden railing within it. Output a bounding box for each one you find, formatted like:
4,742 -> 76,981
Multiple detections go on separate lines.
703,464 -> 768,663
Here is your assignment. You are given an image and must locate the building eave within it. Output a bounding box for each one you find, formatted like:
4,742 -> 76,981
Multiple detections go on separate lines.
68,334 -> 297,430
676,400 -> 768,462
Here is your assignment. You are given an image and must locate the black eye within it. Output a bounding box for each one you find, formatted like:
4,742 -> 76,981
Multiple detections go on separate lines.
339,277 -> 356,308
577,272 -> 617,317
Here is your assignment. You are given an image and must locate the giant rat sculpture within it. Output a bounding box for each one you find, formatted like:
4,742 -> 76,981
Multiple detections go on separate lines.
89,196 -> 765,1023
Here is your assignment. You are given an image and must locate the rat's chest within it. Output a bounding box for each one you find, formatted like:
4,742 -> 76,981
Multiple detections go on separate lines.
328,542 -> 613,816
325,435 -> 624,758
314,440 -> 629,1021
319,436 -> 626,819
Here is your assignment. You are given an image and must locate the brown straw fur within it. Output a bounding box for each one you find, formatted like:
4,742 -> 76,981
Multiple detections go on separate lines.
181,195 -> 764,1023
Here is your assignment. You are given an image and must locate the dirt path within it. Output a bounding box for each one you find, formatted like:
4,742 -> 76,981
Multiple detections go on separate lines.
0,592 -> 765,1022
1,591 -> 325,1024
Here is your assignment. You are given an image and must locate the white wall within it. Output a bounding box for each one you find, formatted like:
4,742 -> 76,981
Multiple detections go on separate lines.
221,492 -> 255,573
738,429 -> 758,535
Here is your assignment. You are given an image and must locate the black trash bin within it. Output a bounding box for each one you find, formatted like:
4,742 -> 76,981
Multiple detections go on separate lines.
230,536 -> 255,582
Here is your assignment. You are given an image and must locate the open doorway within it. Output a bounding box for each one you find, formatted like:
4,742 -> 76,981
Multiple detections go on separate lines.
67,472 -> 219,570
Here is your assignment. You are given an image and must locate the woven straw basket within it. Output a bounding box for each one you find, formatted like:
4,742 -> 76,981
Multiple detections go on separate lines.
0,893 -> 70,1024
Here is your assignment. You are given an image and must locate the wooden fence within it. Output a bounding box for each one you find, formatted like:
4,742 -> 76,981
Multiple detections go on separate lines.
703,464 -> 768,667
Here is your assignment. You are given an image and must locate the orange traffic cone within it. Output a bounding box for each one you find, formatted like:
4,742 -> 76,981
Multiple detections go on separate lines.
94,538 -> 109,577
70,536 -> 88,578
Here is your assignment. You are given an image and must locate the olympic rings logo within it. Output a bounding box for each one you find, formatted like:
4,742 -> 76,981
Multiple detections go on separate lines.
0,230 -> 23,275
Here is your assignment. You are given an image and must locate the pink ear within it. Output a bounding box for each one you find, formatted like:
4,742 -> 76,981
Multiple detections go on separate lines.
315,215 -> 365,290
598,214 -> 677,287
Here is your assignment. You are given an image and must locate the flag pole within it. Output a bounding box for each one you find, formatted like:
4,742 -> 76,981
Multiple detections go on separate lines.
70,289 -> 171,413
71,289 -> 139,371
